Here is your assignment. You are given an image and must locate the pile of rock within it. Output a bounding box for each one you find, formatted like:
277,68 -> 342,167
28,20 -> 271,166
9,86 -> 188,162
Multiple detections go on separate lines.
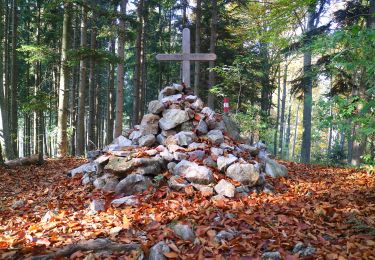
69,83 -> 288,202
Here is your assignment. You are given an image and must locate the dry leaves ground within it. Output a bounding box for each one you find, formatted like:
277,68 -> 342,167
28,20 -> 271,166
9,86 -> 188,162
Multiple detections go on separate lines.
0,158 -> 374,259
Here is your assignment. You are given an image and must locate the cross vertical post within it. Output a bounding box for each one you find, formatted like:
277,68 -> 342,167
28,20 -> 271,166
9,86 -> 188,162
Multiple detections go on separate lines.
182,28 -> 191,88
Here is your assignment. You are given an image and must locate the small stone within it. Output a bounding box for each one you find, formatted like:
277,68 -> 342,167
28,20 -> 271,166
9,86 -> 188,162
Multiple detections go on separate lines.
214,179 -> 235,198
263,183 -> 275,194
235,185 -> 250,194
160,150 -> 174,161
292,242 -> 316,256
11,199 -> 25,209
191,98 -> 204,110
174,160 -> 214,184
167,162 -> 177,172
203,157 -> 217,168
210,147 -> 224,157
226,163 -> 259,185
262,251 -> 281,260
175,131 -> 196,147
168,175 -> 188,191
180,120 -> 195,131
162,93 -> 182,103
149,241 -> 170,260
68,162 -> 97,177
156,134 -> 166,145
201,107 -> 215,117
188,142 -> 208,150
112,135 -> 132,147
185,95 -> 197,102
173,151 -> 189,161
211,194 -> 225,201
196,119 -> 208,135
238,144 -> 259,156
145,149 -> 158,156
192,183 -> 214,196
188,150 -> 205,161
138,134 -> 156,147
129,130 -> 142,142
207,130 -> 224,145
173,83 -> 183,92
115,174 -> 152,195
111,195 -> 139,207
93,173 -> 119,192
89,199 -> 105,212
160,86 -> 176,96
148,100 -> 164,114
220,143 -> 235,151
167,144 -> 183,153
215,230 -> 235,241
161,129 -> 177,137
172,224 -> 195,241
217,154 -> 238,171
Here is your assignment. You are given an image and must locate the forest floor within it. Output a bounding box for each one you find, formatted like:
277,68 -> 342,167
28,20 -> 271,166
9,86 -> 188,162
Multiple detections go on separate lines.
0,158 -> 374,259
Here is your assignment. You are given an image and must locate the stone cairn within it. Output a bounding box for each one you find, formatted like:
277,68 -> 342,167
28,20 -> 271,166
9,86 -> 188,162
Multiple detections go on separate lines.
69,83 -> 288,204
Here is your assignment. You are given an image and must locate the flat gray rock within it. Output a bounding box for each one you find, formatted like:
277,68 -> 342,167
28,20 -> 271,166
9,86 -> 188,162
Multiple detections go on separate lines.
264,158 -> 288,178
226,163 -> 259,185
217,154 -> 238,171
115,174 -> 152,195
172,224 -> 195,241
159,109 -> 190,130
174,160 -> 214,184
138,134 -> 156,147
148,100 -> 164,114
149,241 -> 170,260
207,130 -> 224,145
214,179 -> 235,197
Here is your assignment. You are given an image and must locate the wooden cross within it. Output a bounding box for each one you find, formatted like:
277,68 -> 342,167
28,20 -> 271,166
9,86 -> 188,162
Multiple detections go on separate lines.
156,28 -> 217,88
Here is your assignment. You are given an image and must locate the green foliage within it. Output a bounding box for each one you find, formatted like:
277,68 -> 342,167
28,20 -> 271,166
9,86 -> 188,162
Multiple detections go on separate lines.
18,44 -> 58,64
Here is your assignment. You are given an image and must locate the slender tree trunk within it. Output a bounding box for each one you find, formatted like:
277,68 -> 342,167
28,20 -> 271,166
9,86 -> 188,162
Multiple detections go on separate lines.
194,0 -> 201,95
285,94 -> 293,160
0,0 -> 15,159
88,25 -> 96,150
57,2 -> 72,157
140,14 -> 147,120
106,39 -> 115,144
327,102 -> 333,157
10,0 -> 18,157
114,0 -> 127,138
76,3 -> 87,156
70,11 -> 79,156
273,66 -> 281,156
300,8 -> 315,164
292,102 -> 301,161
279,61 -> 288,158
207,0 -> 217,109
133,0 -> 143,126
182,0 -> 188,27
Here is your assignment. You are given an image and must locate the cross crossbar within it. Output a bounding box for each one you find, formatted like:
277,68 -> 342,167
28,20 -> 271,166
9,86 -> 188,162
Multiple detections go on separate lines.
156,28 -> 217,87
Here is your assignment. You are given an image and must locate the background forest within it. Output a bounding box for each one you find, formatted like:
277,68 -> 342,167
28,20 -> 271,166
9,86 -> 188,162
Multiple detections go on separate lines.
0,0 -> 374,167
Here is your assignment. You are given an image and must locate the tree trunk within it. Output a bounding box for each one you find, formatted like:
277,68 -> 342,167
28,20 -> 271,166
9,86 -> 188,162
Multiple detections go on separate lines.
88,25 -> 96,150
10,0 -> 18,157
300,7 -> 315,164
0,0 -> 15,160
207,0 -> 217,109
285,94 -> 293,160
133,0 -> 143,126
76,3 -> 87,156
194,0 -> 202,95
106,39 -> 115,144
114,0 -> 127,138
273,66 -> 281,156
57,2 -> 72,157
292,102 -> 301,161
279,61 -> 288,158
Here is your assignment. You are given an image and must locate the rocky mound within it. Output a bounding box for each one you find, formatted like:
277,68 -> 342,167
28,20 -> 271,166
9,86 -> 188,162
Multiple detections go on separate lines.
69,83 -> 288,202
